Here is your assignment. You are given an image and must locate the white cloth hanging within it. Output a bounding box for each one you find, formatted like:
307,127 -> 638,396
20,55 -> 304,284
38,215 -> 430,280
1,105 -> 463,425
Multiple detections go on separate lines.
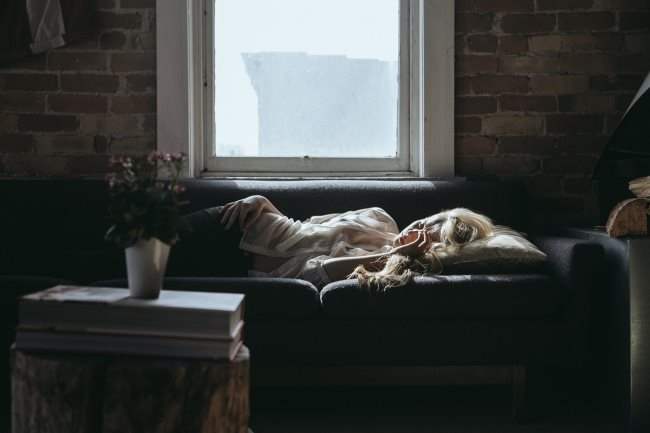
26,0 -> 66,53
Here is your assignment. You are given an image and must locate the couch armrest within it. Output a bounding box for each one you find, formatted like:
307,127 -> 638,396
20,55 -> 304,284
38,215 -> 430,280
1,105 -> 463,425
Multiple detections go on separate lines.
531,235 -> 604,359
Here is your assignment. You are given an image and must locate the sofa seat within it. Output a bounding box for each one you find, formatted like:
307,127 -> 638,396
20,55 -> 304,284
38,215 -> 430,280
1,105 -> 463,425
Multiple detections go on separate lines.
92,277 -> 322,319
320,274 -> 565,319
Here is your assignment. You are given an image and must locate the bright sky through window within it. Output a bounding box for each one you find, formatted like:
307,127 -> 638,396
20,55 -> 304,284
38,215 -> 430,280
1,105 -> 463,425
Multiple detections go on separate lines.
214,0 -> 400,158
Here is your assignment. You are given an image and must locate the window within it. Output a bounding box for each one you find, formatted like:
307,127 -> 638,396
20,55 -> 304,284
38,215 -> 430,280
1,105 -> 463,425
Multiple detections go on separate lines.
157,0 -> 454,177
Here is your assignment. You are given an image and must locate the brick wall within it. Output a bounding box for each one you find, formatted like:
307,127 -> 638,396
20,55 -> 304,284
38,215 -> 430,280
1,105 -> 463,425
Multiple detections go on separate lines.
0,0 -> 649,223
0,0 -> 156,177
455,0 -> 650,223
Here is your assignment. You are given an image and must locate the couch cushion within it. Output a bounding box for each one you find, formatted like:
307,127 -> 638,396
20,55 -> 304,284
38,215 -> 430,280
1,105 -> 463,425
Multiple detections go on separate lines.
320,274 -> 564,319
92,277 -> 322,319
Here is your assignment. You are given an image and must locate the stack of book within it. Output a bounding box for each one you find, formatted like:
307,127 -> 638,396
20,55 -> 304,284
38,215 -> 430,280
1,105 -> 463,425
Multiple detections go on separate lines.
16,285 -> 245,360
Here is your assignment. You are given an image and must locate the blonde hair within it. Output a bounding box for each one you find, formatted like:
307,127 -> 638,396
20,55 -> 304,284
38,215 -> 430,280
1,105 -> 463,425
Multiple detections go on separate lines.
350,208 -> 493,292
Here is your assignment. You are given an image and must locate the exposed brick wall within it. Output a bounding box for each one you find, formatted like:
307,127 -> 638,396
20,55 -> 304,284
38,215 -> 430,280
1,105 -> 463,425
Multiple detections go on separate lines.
455,0 -> 650,223
0,0 -> 649,223
0,0 -> 155,177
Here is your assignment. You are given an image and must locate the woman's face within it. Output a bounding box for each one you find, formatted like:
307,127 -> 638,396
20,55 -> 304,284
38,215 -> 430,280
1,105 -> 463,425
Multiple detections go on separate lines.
394,219 -> 442,246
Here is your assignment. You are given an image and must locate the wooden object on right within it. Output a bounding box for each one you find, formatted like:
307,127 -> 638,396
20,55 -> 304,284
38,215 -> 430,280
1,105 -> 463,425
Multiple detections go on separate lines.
606,198 -> 648,238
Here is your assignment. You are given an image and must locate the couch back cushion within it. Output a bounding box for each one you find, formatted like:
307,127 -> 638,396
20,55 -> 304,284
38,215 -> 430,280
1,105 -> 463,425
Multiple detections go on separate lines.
0,178 -> 527,281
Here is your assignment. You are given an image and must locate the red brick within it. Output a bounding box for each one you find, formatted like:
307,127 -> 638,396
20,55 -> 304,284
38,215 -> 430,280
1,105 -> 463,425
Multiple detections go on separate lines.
49,95 -> 108,113
530,75 -> 589,94
111,136 -> 156,154
499,136 -> 559,155
456,136 -> 497,155
558,94 -> 615,113
18,114 -> 79,132
501,14 -> 556,34
121,0 -> 155,8
456,56 -> 498,75
475,0 -> 533,11
558,53 -> 616,73
142,114 -> 156,132
558,12 -> 615,32
65,155 -> 111,176
48,52 -> 107,71
35,136 -> 96,155
558,135 -> 607,154
455,77 -> 473,95
473,75 -> 529,94
483,115 -> 544,135
499,36 -> 528,54
537,0 -> 594,10
456,117 -> 482,133
483,156 -> 540,175
0,134 -> 35,153
98,0 -> 116,9
111,52 -> 156,72
455,14 -> 494,33
620,12 -> 650,30
7,54 -> 47,70
0,93 -> 45,112
0,73 -> 58,91
100,31 -> 128,49
126,74 -> 156,92
130,32 -> 156,50
97,11 -> 143,29
456,96 -> 498,114
111,95 -> 156,113
589,75 -> 643,91
543,156 -> 597,174
500,95 -> 557,112
467,35 -> 497,53
592,0 -> 650,9
500,56 -> 558,74
60,74 -> 120,93
546,114 -> 604,134
455,156 -> 483,175
94,135 -> 110,153
455,0 -> 475,12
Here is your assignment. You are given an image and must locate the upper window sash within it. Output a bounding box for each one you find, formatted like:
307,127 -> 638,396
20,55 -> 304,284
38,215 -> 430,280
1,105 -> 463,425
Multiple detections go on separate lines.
156,0 -> 454,178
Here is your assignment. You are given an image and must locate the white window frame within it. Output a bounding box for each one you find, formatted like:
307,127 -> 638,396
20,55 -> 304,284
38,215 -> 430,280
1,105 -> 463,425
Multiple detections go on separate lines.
157,0 -> 454,178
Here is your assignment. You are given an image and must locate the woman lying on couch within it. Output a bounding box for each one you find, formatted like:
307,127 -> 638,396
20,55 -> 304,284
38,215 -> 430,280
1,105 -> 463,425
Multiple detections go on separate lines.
183,195 -> 494,291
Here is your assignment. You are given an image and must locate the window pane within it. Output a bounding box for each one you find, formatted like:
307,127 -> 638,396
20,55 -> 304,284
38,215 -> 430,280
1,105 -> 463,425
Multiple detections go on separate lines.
213,0 -> 400,158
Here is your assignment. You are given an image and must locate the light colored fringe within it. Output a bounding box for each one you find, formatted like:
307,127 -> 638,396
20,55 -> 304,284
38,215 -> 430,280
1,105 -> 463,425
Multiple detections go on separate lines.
350,208 -> 494,292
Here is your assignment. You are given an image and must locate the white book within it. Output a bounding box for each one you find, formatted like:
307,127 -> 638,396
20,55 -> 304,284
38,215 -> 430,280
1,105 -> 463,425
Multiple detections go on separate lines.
20,286 -> 245,339
15,324 -> 244,361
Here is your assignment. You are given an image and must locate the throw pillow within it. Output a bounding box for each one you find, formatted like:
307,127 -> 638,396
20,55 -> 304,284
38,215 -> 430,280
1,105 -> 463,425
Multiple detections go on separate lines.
435,226 -> 547,274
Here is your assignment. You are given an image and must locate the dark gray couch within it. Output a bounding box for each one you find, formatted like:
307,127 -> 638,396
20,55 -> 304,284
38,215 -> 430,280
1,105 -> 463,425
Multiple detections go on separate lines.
0,178 -> 604,425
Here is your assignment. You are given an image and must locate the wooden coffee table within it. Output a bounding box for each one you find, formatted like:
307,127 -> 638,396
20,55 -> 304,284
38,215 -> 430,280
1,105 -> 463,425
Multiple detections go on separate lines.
11,345 -> 249,433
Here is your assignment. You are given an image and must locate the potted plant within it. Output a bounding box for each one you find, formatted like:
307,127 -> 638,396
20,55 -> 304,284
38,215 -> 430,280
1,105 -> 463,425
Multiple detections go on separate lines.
105,152 -> 187,299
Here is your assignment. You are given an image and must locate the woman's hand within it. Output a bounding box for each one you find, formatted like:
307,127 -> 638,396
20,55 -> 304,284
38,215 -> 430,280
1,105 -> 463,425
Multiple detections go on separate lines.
391,230 -> 433,257
219,195 -> 271,231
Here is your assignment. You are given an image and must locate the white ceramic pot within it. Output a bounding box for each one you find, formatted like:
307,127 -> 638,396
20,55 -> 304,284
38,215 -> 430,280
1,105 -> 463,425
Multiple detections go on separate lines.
125,237 -> 170,299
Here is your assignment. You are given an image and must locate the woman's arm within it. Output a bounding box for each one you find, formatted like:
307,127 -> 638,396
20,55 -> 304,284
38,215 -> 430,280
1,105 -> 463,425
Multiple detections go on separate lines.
322,230 -> 433,282
220,195 -> 284,230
